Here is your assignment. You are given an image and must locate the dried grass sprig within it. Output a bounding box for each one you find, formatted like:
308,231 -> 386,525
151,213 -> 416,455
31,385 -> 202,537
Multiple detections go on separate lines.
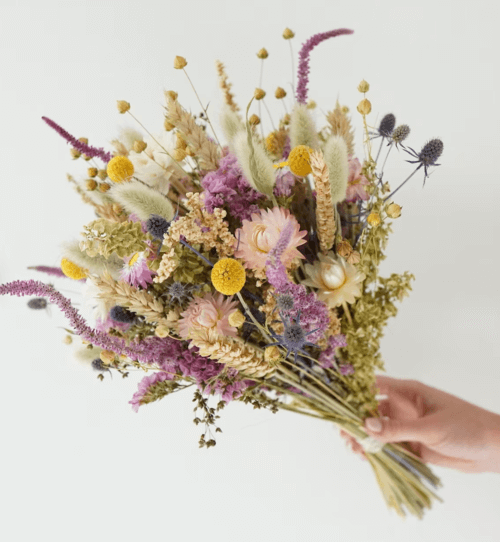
215,60 -> 241,115
326,102 -> 355,155
164,95 -> 220,171
61,240 -> 123,280
324,134 -> 349,204
219,104 -> 244,153
92,271 -> 169,327
310,149 -> 336,253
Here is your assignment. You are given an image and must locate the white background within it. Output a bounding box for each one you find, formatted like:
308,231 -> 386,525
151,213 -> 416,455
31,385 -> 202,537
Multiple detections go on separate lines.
1,1 -> 499,540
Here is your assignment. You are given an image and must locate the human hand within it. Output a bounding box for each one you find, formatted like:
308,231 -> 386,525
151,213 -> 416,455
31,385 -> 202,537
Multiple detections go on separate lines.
341,375 -> 500,474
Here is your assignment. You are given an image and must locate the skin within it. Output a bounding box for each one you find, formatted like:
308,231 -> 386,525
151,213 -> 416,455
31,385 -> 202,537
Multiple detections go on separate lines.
340,375 -> 500,474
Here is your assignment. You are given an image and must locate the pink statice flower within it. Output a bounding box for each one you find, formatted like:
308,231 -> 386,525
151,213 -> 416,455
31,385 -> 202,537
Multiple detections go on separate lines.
345,156 -> 370,202
318,334 -> 347,369
235,207 -> 307,271
129,371 -> 175,413
274,170 -> 295,197
120,252 -> 155,289
177,292 -> 238,340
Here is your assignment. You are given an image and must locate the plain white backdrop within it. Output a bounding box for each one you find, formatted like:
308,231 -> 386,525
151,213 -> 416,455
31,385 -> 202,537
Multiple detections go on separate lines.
1,1 -> 499,540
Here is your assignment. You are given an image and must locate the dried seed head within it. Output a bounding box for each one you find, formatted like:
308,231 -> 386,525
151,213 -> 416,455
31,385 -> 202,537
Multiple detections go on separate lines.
419,139 -> 444,165
85,178 -> 97,191
357,99 -> 372,115
228,309 -> 246,328
70,148 -> 81,160
63,335 -> 73,345
282,28 -> 295,39
97,169 -> 108,180
357,80 -> 370,93
117,100 -> 130,114
109,305 -> 137,324
164,119 -> 175,131
367,212 -> 381,227
133,140 -> 147,153
306,100 -> 317,109
164,90 -> 178,101
155,325 -> 169,338
336,239 -> 353,258
112,203 -> 123,214
265,346 -> 281,362
100,350 -> 115,365
276,293 -> 294,312
78,137 -> 88,145
379,113 -> 396,137
173,56 -> 187,69
386,202 -> 402,218
98,182 -> 110,193
175,134 -> 187,149
146,214 -> 171,241
392,124 -> 410,143
172,148 -> 187,161
254,88 -> 266,100
282,113 -> 291,125
249,114 -> 260,126
87,167 -> 98,178
275,87 -> 287,99
257,48 -> 269,59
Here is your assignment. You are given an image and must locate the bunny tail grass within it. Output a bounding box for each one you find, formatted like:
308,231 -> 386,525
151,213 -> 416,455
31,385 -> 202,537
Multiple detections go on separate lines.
324,134 -> 349,204
290,103 -> 319,150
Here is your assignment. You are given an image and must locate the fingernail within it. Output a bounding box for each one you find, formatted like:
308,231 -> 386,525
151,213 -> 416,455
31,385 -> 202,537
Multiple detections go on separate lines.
365,417 -> 383,432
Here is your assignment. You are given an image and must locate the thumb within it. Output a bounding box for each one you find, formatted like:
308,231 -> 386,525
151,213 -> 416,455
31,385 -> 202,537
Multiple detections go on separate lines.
364,414 -> 441,445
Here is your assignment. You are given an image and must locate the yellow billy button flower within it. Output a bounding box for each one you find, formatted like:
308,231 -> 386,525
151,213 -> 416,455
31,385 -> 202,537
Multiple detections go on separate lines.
386,202 -> 402,218
211,258 -> 246,296
228,309 -> 246,328
106,155 -> 134,183
60,258 -> 87,280
367,212 -> 381,227
288,145 -> 313,176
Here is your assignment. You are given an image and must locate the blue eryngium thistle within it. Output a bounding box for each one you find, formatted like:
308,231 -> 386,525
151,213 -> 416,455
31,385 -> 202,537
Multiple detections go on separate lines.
166,281 -> 201,305
27,297 -> 48,310
267,311 -> 320,364
384,138 -> 444,201
391,124 -> 411,148
109,305 -> 137,324
378,113 -> 396,137
146,214 -> 171,242
276,293 -> 294,312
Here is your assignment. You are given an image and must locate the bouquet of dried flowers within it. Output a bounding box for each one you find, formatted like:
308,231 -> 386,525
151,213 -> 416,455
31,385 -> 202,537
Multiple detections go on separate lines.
1,27 -> 445,518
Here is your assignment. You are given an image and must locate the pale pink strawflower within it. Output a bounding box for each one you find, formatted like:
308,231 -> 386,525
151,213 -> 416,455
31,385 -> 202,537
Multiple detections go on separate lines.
235,207 -> 307,271
345,156 -> 370,202
177,292 -> 238,340
120,252 -> 155,289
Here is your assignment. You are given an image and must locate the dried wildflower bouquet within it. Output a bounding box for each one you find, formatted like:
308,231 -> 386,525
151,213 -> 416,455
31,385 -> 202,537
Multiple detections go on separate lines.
1,28 -> 446,518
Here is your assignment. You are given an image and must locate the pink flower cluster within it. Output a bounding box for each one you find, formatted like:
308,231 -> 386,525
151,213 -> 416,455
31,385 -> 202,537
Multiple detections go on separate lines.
202,152 -> 265,222
345,156 -> 370,202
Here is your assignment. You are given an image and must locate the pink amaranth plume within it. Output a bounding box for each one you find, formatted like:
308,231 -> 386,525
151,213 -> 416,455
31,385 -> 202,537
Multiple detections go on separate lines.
28,265 -> 66,278
42,116 -> 114,163
296,28 -> 354,104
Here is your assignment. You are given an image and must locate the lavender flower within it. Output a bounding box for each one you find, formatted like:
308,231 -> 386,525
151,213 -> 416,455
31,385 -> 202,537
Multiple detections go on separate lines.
42,117 -> 114,163
201,152 -> 265,222
296,28 -> 354,104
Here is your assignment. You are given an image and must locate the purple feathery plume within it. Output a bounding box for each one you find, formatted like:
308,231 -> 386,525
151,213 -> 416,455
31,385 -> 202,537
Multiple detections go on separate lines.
42,116 -> 114,163
27,265 -> 66,278
296,28 -> 354,104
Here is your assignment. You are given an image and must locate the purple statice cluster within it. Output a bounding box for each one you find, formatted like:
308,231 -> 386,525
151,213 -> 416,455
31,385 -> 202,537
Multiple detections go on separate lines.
265,223 -> 329,342
274,170 -> 295,198
201,152 -> 265,222
318,334 -> 347,368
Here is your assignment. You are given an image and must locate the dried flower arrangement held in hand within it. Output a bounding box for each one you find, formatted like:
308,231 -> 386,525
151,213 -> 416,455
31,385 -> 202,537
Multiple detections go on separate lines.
1,27 -> 445,519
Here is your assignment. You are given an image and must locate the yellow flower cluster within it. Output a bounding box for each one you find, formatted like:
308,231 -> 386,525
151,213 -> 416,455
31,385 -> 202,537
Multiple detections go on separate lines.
106,156 -> 134,183
60,258 -> 87,280
211,258 -> 246,295
288,145 -> 313,176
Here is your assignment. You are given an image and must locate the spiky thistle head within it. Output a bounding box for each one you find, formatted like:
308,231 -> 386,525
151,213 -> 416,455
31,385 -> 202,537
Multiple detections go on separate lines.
391,124 -> 410,147
276,293 -> 294,312
418,139 -> 444,166
109,305 -> 137,324
378,113 -> 396,137
146,214 -> 171,241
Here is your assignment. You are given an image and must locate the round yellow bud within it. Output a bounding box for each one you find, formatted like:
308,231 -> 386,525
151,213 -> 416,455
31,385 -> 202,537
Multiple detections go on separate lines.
173,56 -> 187,69
357,80 -> 370,93
106,155 -> 134,183
228,309 -> 246,328
367,212 -> 381,227
211,258 -> 246,295
98,182 -> 111,193
357,99 -> 372,115
257,48 -> 269,59
265,346 -> 281,363
97,169 -> 108,180
386,202 -> 402,218
61,258 -> 87,280
172,148 -> 187,161
306,100 -> 317,110
117,100 -> 131,114
133,140 -> 147,153
78,137 -> 88,145
254,88 -> 266,100
275,87 -> 287,99
282,28 -> 295,39
288,145 -> 313,177
87,167 -> 98,178
63,335 -> 73,345
282,113 -> 291,125
164,119 -> 175,131
85,178 -> 97,191
249,114 -> 260,126
100,350 -> 115,365
70,148 -> 81,160
155,325 -> 170,338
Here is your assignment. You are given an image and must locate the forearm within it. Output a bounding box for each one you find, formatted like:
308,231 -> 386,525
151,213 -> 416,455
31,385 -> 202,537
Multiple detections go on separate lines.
484,412 -> 500,474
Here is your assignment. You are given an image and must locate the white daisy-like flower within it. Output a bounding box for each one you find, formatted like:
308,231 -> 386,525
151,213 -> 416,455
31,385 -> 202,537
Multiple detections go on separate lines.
302,252 -> 366,308
120,252 -> 154,289
81,277 -> 114,323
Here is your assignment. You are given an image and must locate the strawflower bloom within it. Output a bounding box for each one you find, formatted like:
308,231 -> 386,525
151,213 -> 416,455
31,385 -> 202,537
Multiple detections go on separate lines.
345,156 -> 370,202
302,252 -> 366,308
235,207 -> 307,271
178,292 -> 238,340
120,252 -> 155,289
